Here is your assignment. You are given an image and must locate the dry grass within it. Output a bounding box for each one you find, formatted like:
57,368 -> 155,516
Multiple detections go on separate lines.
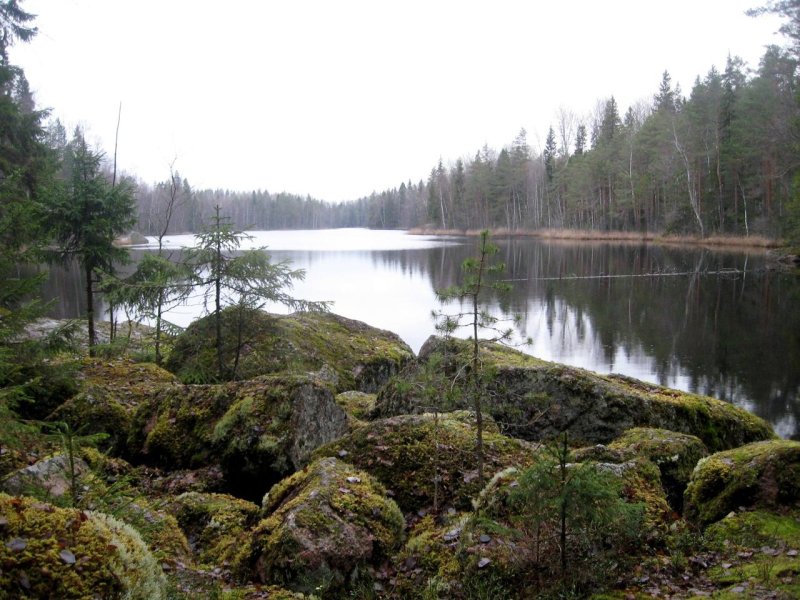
408,227 -> 781,249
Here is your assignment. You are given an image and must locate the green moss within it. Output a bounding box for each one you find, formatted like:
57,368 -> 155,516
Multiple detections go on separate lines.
684,440 -> 800,527
0,493 -> 167,599
314,412 -> 535,514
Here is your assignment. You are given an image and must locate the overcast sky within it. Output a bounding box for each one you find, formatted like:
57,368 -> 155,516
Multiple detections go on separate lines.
11,0 -> 784,202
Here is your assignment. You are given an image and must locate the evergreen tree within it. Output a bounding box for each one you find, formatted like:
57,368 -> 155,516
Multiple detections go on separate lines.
185,205 -> 328,380
47,129 -> 136,355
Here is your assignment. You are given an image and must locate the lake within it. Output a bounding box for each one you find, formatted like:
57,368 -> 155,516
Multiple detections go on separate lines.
40,228 -> 800,439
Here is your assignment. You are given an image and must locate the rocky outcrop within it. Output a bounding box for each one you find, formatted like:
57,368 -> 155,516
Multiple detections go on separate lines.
314,411 -> 535,513
236,457 -> 404,594
165,308 -> 414,391
0,493 -> 168,599
374,336 -> 775,452
684,440 -> 800,527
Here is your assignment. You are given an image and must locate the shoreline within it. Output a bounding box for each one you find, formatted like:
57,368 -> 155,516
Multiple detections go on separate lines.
408,227 -> 783,250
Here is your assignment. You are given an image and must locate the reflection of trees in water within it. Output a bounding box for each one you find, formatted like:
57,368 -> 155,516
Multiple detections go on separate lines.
377,239 -> 800,438
36,239 -> 800,438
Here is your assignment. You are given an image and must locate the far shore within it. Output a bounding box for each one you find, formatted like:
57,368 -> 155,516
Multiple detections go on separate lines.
408,227 -> 784,250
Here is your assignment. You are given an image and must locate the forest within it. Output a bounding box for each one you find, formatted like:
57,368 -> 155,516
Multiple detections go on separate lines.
128,50 -> 800,241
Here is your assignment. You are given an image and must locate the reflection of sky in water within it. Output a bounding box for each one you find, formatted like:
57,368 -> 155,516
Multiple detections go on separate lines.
146,228 -> 461,252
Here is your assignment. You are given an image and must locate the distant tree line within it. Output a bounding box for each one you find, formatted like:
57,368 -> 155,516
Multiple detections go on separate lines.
130,37 -> 800,240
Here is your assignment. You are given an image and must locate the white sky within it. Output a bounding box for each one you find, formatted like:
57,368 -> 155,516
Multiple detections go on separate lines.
11,0 -> 784,202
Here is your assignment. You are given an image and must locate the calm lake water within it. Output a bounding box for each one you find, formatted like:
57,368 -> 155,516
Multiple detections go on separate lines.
41,228 -> 800,439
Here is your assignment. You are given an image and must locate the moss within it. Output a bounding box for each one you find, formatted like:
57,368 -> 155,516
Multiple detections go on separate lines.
167,492 -> 260,569
239,457 -> 404,594
314,412 -> 535,514
0,493 -> 167,599
684,440 -> 800,528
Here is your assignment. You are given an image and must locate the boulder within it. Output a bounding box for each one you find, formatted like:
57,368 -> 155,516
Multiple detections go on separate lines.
236,457 -> 404,594
607,427 -> 708,512
128,375 -> 348,501
684,440 -> 800,527
167,492 -> 260,570
165,308 -> 414,391
49,358 -> 178,454
374,336 -> 775,452
314,411 -> 534,513
1,454 -> 90,501
0,493 -> 167,599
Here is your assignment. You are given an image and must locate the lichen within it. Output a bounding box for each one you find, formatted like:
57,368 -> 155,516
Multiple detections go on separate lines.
607,427 -> 708,512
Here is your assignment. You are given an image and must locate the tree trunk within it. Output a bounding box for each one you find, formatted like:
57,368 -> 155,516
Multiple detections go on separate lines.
86,264 -> 96,356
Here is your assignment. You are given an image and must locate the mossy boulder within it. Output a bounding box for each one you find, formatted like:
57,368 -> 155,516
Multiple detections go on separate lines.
165,308 -> 414,391
129,375 -> 348,501
167,492 -> 260,570
314,411 -> 535,514
49,358 -> 178,454
607,427 -> 708,512
375,336 -> 774,452
684,440 -> 800,527
0,493 -> 168,599
235,457 -> 404,594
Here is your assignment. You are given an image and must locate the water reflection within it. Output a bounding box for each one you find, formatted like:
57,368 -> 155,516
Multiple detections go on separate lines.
37,230 -> 800,438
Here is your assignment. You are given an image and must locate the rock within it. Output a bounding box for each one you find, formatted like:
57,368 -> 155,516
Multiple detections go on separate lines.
166,492 -> 260,571
314,412 -> 535,513
374,336 -> 774,452
1,454 -> 90,500
684,440 -> 800,527
128,375 -> 348,501
236,457 -> 404,594
165,308 -> 414,392
0,493 -> 168,599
